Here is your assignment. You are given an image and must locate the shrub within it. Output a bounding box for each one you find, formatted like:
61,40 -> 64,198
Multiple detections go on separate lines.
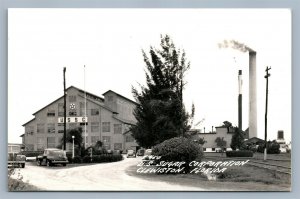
152,137 -> 204,173
257,140 -> 281,154
73,156 -> 82,163
82,156 -> 92,163
226,150 -> 253,157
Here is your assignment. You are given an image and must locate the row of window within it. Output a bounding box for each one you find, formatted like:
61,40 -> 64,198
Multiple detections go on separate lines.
203,148 -> 227,151
48,108 -> 100,117
27,123 -> 123,135
35,136 -> 122,151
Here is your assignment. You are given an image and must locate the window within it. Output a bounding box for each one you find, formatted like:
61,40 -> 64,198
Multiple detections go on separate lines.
58,130 -> 64,134
212,148 -> 215,151
203,148 -> 206,151
80,102 -> 87,116
69,109 -> 77,116
102,136 -> 111,150
37,124 -> 45,134
58,103 -> 64,116
37,137 -> 44,150
47,109 -> 55,117
26,126 -> 34,136
91,109 -> 99,116
126,135 -> 134,142
102,122 -> 110,132
91,122 -> 100,132
114,124 -> 122,134
107,95 -> 113,102
47,137 -> 56,148
26,144 -> 34,151
91,136 -> 100,145
83,136 -> 88,144
47,123 -> 55,133
69,95 -> 76,102
114,143 -> 122,150
69,123 -> 77,130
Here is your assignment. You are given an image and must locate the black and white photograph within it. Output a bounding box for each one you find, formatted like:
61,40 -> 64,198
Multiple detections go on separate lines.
7,8 -> 291,191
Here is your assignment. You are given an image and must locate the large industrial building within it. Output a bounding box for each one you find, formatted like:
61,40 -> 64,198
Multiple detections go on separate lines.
21,86 -> 138,152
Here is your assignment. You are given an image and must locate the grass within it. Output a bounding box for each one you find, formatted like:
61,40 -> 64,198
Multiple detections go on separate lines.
126,153 -> 291,191
8,168 -> 40,191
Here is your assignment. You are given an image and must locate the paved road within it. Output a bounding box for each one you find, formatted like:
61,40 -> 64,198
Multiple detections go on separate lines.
15,156 -> 205,191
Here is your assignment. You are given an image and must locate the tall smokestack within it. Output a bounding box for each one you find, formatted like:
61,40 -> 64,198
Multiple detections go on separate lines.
238,70 -> 242,131
218,40 -> 257,138
249,51 -> 257,138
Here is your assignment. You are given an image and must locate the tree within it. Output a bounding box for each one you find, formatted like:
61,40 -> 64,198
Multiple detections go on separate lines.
230,127 -> 245,150
196,137 -> 207,145
221,121 -> 233,133
60,127 -> 84,155
131,35 -> 193,148
215,137 -> 227,155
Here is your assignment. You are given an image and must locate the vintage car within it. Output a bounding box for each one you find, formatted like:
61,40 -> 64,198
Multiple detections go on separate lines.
37,148 -> 68,167
126,149 -> 136,158
136,149 -> 145,156
8,144 -> 26,168
8,153 -> 26,168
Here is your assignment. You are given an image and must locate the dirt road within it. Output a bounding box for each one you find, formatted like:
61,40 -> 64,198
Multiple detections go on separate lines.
15,156 -> 205,191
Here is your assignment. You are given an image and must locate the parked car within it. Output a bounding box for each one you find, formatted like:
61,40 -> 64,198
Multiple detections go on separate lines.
136,149 -> 145,156
126,150 -> 136,158
8,144 -> 26,168
142,149 -> 153,161
37,148 -> 68,167
8,153 -> 26,168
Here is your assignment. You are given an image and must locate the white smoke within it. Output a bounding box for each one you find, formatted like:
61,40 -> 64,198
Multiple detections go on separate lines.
218,40 -> 255,53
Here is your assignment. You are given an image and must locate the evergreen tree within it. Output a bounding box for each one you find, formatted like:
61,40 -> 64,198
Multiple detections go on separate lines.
230,127 -> 245,150
131,35 -> 193,148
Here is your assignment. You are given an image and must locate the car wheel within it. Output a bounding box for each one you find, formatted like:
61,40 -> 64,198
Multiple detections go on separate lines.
46,160 -> 52,167
37,160 -> 41,166
22,163 -> 25,168
62,163 -> 66,167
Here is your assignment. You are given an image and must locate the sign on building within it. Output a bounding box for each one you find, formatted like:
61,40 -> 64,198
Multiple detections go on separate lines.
58,117 -> 88,123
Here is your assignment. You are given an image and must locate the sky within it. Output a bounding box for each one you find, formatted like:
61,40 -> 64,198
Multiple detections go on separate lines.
8,9 -> 291,144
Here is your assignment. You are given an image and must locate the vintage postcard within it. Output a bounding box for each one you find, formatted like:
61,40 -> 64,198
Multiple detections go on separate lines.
8,8 -> 291,191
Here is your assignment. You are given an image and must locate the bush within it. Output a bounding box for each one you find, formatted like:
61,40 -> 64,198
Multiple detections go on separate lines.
82,156 -> 92,163
226,150 -> 253,157
257,140 -> 281,154
152,137 -> 204,173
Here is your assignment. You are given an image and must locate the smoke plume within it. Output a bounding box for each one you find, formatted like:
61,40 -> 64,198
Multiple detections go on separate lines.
218,40 -> 255,53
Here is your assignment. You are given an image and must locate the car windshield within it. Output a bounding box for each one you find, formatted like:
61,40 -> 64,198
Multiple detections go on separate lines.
128,150 -> 134,154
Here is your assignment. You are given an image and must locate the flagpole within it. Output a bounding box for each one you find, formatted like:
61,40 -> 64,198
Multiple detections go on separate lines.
84,65 -> 87,149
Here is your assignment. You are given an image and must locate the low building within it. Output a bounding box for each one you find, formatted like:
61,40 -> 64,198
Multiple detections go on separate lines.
190,126 -> 235,152
21,86 -> 138,152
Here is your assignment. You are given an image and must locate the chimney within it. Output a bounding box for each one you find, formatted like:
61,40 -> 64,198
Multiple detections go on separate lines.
249,51 -> 257,138
278,130 -> 284,140
238,70 -> 242,131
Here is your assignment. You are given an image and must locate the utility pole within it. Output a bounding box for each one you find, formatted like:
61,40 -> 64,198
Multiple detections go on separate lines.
264,66 -> 271,161
63,67 -> 67,151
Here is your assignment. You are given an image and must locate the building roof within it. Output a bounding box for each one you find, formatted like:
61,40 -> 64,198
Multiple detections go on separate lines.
102,90 -> 138,105
22,118 -> 35,127
112,115 -> 136,125
32,86 -> 104,115
243,137 -> 264,144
